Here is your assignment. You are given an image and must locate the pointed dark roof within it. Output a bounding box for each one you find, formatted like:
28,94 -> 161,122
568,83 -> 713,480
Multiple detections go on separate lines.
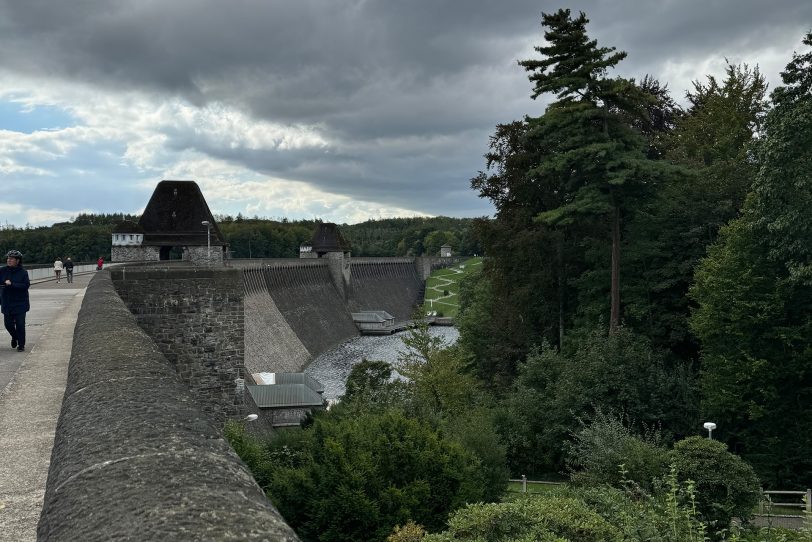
310,223 -> 350,253
138,180 -> 225,246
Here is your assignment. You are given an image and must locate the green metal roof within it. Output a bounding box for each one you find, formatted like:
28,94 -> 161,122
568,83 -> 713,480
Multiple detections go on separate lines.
272,373 -> 325,393
248,384 -> 325,408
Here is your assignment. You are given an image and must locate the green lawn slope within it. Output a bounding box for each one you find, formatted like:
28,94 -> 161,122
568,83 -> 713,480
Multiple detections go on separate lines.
422,257 -> 482,318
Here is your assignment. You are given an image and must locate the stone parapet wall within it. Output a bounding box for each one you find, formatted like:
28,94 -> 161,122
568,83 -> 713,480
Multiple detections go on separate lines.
111,245 -> 160,262
38,271 -> 299,541
111,267 -> 245,419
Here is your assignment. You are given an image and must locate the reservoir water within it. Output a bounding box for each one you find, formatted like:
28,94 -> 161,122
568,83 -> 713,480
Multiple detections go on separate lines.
304,326 -> 459,402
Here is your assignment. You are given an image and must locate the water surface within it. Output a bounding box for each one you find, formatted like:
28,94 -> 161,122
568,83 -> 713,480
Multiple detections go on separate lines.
305,327 -> 459,402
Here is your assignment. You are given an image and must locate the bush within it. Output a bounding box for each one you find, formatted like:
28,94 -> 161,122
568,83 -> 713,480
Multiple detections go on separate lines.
387,521 -> 427,542
566,410 -> 669,492
671,436 -> 761,532
266,409 -> 486,542
423,495 -> 622,542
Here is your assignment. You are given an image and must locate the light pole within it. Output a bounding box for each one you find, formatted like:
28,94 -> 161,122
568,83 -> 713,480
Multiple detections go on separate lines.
201,220 -> 211,262
703,422 -> 716,439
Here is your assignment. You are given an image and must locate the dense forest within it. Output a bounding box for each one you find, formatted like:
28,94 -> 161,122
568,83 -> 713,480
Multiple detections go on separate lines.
227,10 -> 811,542
0,214 -> 481,263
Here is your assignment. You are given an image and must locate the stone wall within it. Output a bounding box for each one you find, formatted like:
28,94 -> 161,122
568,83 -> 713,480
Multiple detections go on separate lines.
111,245 -> 160,262
185,244 -> 224,264
38,272 -> 299,541
111,266 -> 245,419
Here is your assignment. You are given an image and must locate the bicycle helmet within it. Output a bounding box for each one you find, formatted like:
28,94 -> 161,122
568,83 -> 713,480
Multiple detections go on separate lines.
5,250 -> 23,261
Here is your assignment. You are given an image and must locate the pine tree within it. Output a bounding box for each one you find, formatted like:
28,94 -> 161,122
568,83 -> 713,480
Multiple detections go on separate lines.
520,9 -> 672,331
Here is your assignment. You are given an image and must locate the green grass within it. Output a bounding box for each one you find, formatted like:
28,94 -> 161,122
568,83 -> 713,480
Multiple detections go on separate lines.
506,481 -> 564,495
422,257 -> 482,318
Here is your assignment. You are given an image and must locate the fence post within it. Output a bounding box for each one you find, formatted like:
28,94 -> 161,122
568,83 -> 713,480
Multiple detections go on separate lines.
806,489 -> 811,514
522,474 -> 527,494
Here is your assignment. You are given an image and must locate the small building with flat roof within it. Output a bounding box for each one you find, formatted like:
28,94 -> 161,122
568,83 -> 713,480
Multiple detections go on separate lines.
247,372 -> 325,427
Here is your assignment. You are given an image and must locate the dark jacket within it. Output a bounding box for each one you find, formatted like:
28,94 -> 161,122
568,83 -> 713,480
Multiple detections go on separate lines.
0,265 -> 31,314
64,260 -> 74,270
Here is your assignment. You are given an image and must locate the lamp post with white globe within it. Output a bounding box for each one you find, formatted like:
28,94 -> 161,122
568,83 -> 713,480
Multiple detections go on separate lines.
703,422 -> 716,439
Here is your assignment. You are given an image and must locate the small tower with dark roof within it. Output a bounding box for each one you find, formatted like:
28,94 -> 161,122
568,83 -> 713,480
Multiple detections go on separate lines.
111,180 -> 228,264
306,223 -> 351,298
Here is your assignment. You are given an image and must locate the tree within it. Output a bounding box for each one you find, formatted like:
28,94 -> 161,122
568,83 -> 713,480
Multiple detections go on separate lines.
520,9 -> 669,331
617,63 -> 767,359
265,409 -> 486,542
690,33 -> 812,487
671,437 -> 761,532
499,327 -> 697,477
397,321 -> 483,417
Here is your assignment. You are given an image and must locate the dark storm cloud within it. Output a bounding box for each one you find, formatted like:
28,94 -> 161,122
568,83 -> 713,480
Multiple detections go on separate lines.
1,0 -> 809,218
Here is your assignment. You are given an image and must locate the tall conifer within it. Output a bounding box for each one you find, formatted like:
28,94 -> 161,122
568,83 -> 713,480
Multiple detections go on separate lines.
519,9 -> 668,331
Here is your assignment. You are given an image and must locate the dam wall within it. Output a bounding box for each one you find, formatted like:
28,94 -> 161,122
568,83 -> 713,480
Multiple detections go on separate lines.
39,272 -> 298,541
243,266 -> 313,374
348,259 -> 424,321
239,258 -> 427,373
244,261 -> 358,363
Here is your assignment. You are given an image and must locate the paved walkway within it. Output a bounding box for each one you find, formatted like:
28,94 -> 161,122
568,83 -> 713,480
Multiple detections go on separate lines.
0,272 -> 94,542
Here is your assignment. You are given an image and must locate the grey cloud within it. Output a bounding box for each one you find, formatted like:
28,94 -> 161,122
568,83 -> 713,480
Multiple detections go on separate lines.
1,0 -> 809,219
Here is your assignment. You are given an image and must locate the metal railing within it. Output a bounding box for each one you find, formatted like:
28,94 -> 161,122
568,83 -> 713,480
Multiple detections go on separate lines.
508,475 -> 565,493
28,263 -> 105,282
759,489 -> 811,515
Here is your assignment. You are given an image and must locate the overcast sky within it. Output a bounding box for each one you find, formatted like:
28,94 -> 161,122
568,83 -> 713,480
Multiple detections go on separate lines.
0,1 -> 810,227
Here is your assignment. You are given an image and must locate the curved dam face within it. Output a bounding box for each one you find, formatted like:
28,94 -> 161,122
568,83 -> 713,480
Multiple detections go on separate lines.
242,258 -> 424,375
348,259 -> 423,321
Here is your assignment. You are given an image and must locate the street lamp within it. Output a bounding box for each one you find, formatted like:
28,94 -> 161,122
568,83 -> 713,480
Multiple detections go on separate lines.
703,422 -> 716,439
201,220 -> 211,262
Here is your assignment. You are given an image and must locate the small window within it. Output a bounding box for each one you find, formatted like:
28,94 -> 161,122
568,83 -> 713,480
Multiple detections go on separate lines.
130,234 -> 134,240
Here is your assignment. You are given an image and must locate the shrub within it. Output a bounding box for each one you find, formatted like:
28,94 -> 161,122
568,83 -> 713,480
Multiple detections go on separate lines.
422,496 -> 622,542
266,409 -> 486,542
387,521 -> 427,542
566,410 -> 669,492
671,436 -> 761,532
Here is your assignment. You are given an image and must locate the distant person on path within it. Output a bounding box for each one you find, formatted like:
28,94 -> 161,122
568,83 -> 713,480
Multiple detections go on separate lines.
53,257 -> 63,283
64,257 -> 74,283
96,256 -> 104,271
0,250 -> 30,352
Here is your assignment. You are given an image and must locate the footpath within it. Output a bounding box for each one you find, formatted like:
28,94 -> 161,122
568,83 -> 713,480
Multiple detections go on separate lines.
0,272 -> 94,542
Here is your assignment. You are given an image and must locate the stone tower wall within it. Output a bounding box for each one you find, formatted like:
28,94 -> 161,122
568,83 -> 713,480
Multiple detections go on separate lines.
111,267 -> 245,419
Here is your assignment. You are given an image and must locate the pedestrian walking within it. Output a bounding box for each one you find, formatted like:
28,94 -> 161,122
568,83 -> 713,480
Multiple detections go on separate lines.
64,257 -> 74,283
0,250 -> 31,352
96,256 -> 104,270
54,257 -> 63,283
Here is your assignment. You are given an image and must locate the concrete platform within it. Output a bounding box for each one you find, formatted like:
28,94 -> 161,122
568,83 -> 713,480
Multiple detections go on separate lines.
0,272 -> 93,542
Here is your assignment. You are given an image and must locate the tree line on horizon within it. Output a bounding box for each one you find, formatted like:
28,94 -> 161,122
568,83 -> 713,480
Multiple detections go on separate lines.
0,213 -> 482,264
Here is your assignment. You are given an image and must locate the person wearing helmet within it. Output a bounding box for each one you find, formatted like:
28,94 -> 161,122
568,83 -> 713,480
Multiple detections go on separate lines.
0,250 -> 30,352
